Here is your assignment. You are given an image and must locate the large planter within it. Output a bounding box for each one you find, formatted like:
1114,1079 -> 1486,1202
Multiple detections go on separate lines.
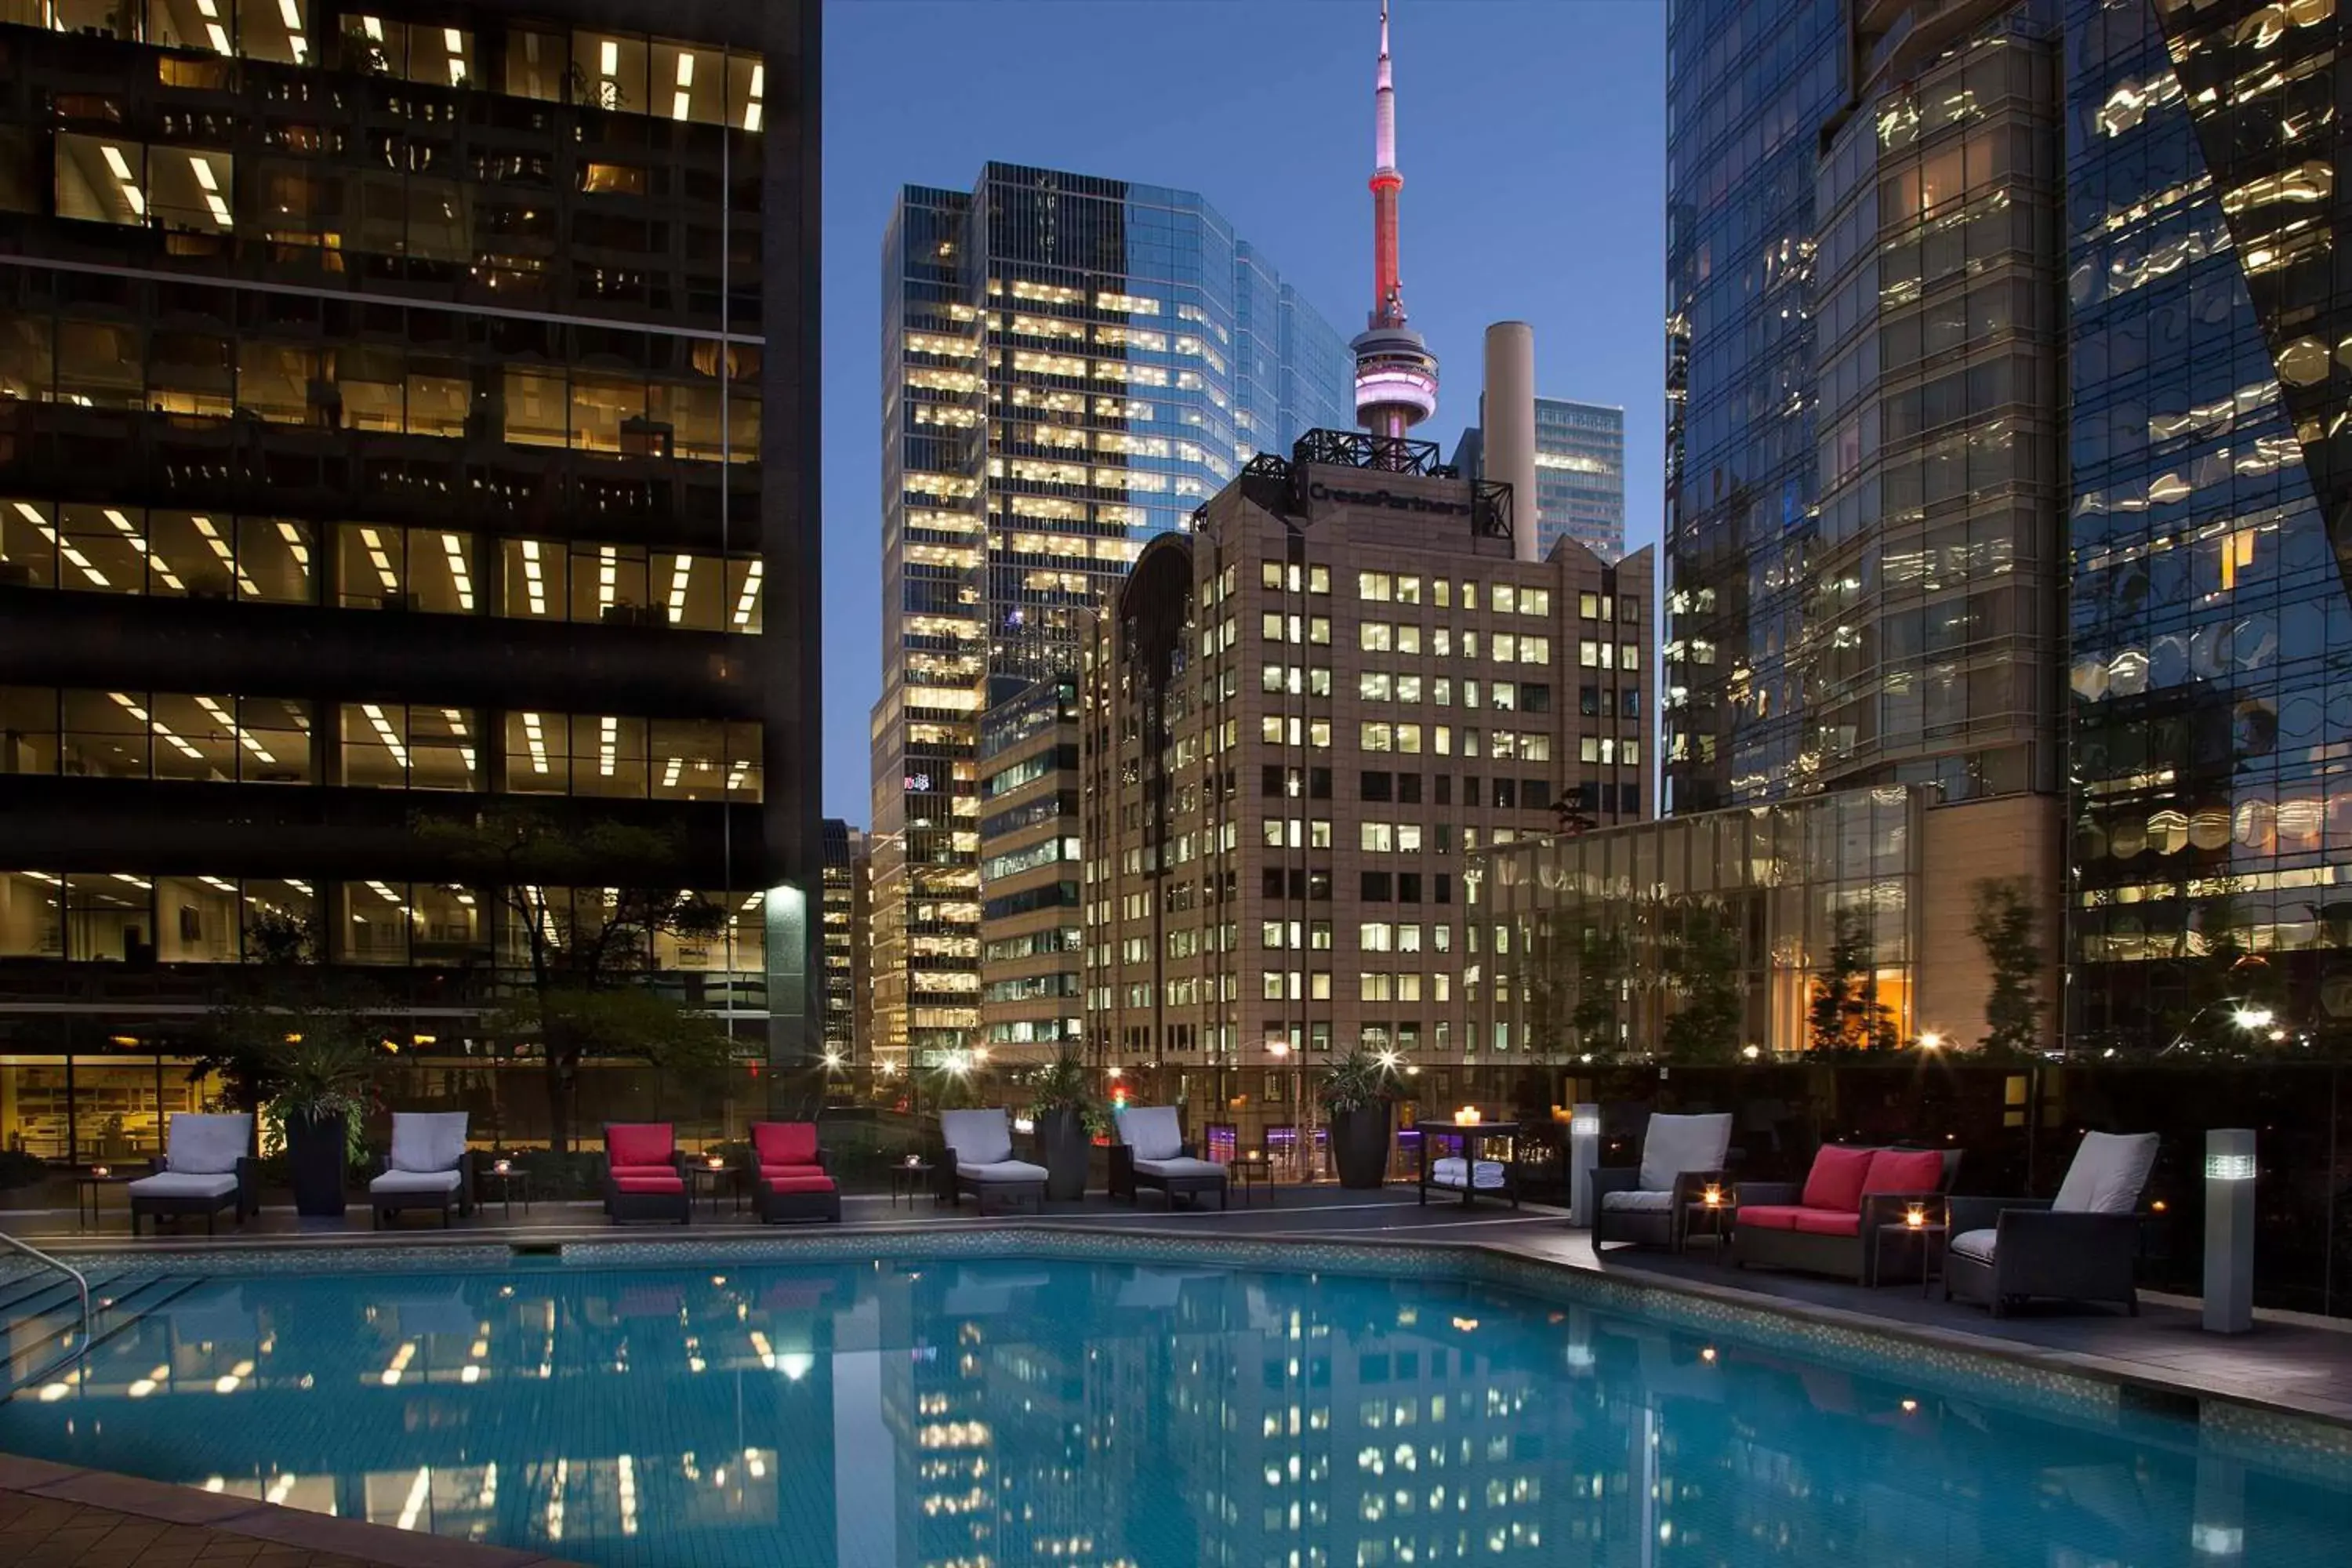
1329,1103 -> 1393,1189
1034,1108 -> 1091,1201
285,1112 -> 349,1218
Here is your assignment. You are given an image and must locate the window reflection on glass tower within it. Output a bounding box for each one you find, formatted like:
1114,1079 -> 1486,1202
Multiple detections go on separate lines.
871,165 -> 1349,1070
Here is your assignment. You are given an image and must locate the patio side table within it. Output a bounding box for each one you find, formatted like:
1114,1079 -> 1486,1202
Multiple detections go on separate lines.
891,1162 -> 937,1209
1230,1152 -> 1271,1207
1873,1221 -> 1948,1292
687,1162 -> 738,1216
74,1171 -> 137,1230
481,1167 -> 532,1219
1682,1196 -> 1736,1261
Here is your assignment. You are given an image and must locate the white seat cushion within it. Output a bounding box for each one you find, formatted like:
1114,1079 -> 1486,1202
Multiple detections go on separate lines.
388,1112 -> 470,1174
1118,1105 -> 1185,1160
942,1109 -> 1014,1166
371,1169 -> 463,1196
129,1172 -> 238,1201
164,1114 -> 250,1176
1602,1188 -> 1676,1213
1950,1228 -> 1998,1265
2053,1131 -> 2158,1214
1133,1156 -> 1225,1179
1638,1113 -> 1733,1192
957,1159 -> 1047,1184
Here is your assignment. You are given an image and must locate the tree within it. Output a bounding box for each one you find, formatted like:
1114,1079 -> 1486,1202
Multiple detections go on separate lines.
1969,877 -> 2045,1055
416,808 -> 734,1152
1662,902 -> 1747,1062
1808,909 -> 1899,1052
1570,921 -> 1630,1054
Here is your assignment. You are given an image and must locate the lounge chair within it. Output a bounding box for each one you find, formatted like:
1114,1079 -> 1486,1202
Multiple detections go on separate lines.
939,1109 -> 1047,1214
368,1112 -> 474,1229
1945,1131 -> 2159,1317
1109,1105 -> 1228,1210
1594,1112 -> 1734,1248
129,1113 -> 256,1236
750,1121 -> 840,1224
603,1123 -> 690,1225
1733,1144 -> 1962,1284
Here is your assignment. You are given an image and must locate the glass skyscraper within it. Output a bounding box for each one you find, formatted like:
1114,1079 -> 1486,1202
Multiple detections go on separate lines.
1534,397 -> 1627,561
871,163 -> 1349,1069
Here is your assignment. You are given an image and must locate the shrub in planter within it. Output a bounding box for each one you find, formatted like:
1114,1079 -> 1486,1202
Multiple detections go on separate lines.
260,1027 -> 378,1218
1026,1051 -> 1106,1200
1319,1047 -> 1398,1190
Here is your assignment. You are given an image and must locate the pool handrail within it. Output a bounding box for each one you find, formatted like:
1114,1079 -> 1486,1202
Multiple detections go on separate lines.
1,1227 -> 93,1395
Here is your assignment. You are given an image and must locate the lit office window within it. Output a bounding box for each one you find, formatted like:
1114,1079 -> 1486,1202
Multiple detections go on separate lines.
64,873 -> 153,962
337,703 -> 477,791
55,134 -> 234,234
336,524 -> 478,614
0,872 -> 64,959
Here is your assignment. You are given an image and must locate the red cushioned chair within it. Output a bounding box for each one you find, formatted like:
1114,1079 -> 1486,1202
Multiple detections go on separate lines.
749,1121 -> 840,1225
1732,1144 -> 1959,1284
603,1123 -> 690,1225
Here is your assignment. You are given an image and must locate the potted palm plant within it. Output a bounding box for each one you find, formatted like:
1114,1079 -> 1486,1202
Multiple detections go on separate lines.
1026,1049 -> 1104,1201
263,1022 -> 379,1218
1319,1047 -> 1397,1189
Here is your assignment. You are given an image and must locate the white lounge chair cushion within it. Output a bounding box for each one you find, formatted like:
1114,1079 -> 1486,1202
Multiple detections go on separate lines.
165,1113 -> 250,1175
1133,1156 -> 1225,1180
941,1109 -> 1014,1166
2053,1131 -> 2158,1214
1118,1105 -> 1185,1160
371,1168 -> 463,1196
1602,1188 -> 1676,1213
1432,1157 -> 1507,1190
1950,1228 -> 1998,1265
1638,1112 -> 1733,1192
388,1112 -> 470,1174
129,1171 -> 238,1201
957,1159 -> 1047,1185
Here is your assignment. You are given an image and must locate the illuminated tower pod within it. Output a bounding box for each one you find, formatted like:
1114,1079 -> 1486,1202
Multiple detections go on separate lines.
1351,2 -> 1439,446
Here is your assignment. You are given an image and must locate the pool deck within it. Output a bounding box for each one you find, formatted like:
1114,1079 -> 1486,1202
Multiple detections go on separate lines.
4,1181 -> 2350,1566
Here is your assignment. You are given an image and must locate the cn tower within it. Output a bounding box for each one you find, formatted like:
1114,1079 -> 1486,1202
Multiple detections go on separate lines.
1351,0 -> 1439,443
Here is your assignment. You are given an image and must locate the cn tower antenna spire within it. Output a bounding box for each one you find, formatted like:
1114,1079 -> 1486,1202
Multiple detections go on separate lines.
1352,0 -> 1436,444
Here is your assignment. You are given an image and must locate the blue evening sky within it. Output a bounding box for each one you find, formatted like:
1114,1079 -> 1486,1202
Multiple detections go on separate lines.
819,0 -> 1668,820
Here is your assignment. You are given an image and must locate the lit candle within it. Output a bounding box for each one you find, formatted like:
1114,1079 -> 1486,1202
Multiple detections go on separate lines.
492,1158 -> 511,1176
1702,1184 -> 1722,1208
92,1164 -> 110,1179
1454,1106 -> 1481,1126
1905,1203 -> 1927,1229
706,1154 -> 725,1170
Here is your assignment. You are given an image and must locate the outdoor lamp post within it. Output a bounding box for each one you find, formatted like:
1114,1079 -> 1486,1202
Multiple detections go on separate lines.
2203,1127 -> 2256,1334
1569,1102 -> 1600,1228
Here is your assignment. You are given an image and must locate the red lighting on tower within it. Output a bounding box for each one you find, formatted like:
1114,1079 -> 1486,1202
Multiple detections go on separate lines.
1351,1 -> 1439,445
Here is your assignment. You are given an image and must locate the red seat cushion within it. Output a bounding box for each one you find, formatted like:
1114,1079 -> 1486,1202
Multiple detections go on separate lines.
607,1124 -> 674,1167
613,1173 -> 684,1194
763,1172 -> 836,1194
1800,1145 -> 1877,1213
1863,1148 -> 1945,1197
1736,1204 -> 1808,1231
1788,1208 -> 1861,1237
611,1163 -> 674,1180
753,1123 -> 819,1167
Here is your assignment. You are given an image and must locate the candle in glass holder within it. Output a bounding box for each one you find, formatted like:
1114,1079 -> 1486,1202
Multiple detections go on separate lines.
905,1153 -> 921,1168
92,1164 -> 110,1179
1454,1106 -> 1481,1126
492,1157 -> 512,1176
706,1154 -> 725,1171
1702,1183 -> 1722,1208
1905,1203 -> 1927,1229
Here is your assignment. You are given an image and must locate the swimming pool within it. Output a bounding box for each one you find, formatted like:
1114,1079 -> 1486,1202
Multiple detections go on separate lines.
0,1247 -> 2346,1567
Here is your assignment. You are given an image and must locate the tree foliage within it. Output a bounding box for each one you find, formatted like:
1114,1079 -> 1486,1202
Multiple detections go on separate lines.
1808,910 -> 1899,1052
415,808 -> 735,1151
1969,877 -> 2045,1055
1662,902 -> 1747,1062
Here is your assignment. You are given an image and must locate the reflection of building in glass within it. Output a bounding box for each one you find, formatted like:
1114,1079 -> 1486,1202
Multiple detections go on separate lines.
0,2 -> 822,1151
975,677 -> 1081,1062
1083,432 -> 1653,1083
822,820 -> 870,1066
1473,785 -> 2066,1056
870,163 -> 1349,1072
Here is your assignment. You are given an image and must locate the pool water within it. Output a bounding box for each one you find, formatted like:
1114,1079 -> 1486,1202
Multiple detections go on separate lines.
0,1256 -> 2346,1566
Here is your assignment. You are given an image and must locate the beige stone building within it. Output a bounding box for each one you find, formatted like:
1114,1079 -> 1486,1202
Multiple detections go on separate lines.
1080,430 -> 1654,1076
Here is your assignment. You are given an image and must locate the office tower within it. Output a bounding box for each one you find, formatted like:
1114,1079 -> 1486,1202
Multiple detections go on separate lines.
0,2 -> 822,1154
821,820 -> 869,1066
870,166 -> 1349,1072
975,675 -> 1081,1062
2064,0 -> 2352,1048
1454,397 -> 1628,561
1081,430 -> 1654,1089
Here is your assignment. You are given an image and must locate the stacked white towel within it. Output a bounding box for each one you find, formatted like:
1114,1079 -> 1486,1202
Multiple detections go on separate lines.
1432,1157 -> 1507,1190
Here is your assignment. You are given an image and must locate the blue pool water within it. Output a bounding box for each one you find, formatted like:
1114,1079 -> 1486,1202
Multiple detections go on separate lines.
0,1254 -> 2347,1566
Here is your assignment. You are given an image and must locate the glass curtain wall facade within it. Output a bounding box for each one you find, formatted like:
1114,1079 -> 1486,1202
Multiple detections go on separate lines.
0,1 -> 822,1156
1534,397 -> 1627,562
1661,0 -> 1846,813
870,163 -> 1348,1070
2066,0 -> 2352,1049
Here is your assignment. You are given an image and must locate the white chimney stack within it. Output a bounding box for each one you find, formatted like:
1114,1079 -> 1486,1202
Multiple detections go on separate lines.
1483,321 -> 1539,563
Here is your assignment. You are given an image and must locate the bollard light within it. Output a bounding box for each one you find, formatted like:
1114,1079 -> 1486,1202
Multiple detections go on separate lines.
1568,1102 -> 1601,1229
2202,1128 -> 2255,1334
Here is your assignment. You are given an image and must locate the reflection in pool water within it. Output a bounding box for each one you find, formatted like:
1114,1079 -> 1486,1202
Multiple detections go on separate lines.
0,1258 -> 2345,1566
